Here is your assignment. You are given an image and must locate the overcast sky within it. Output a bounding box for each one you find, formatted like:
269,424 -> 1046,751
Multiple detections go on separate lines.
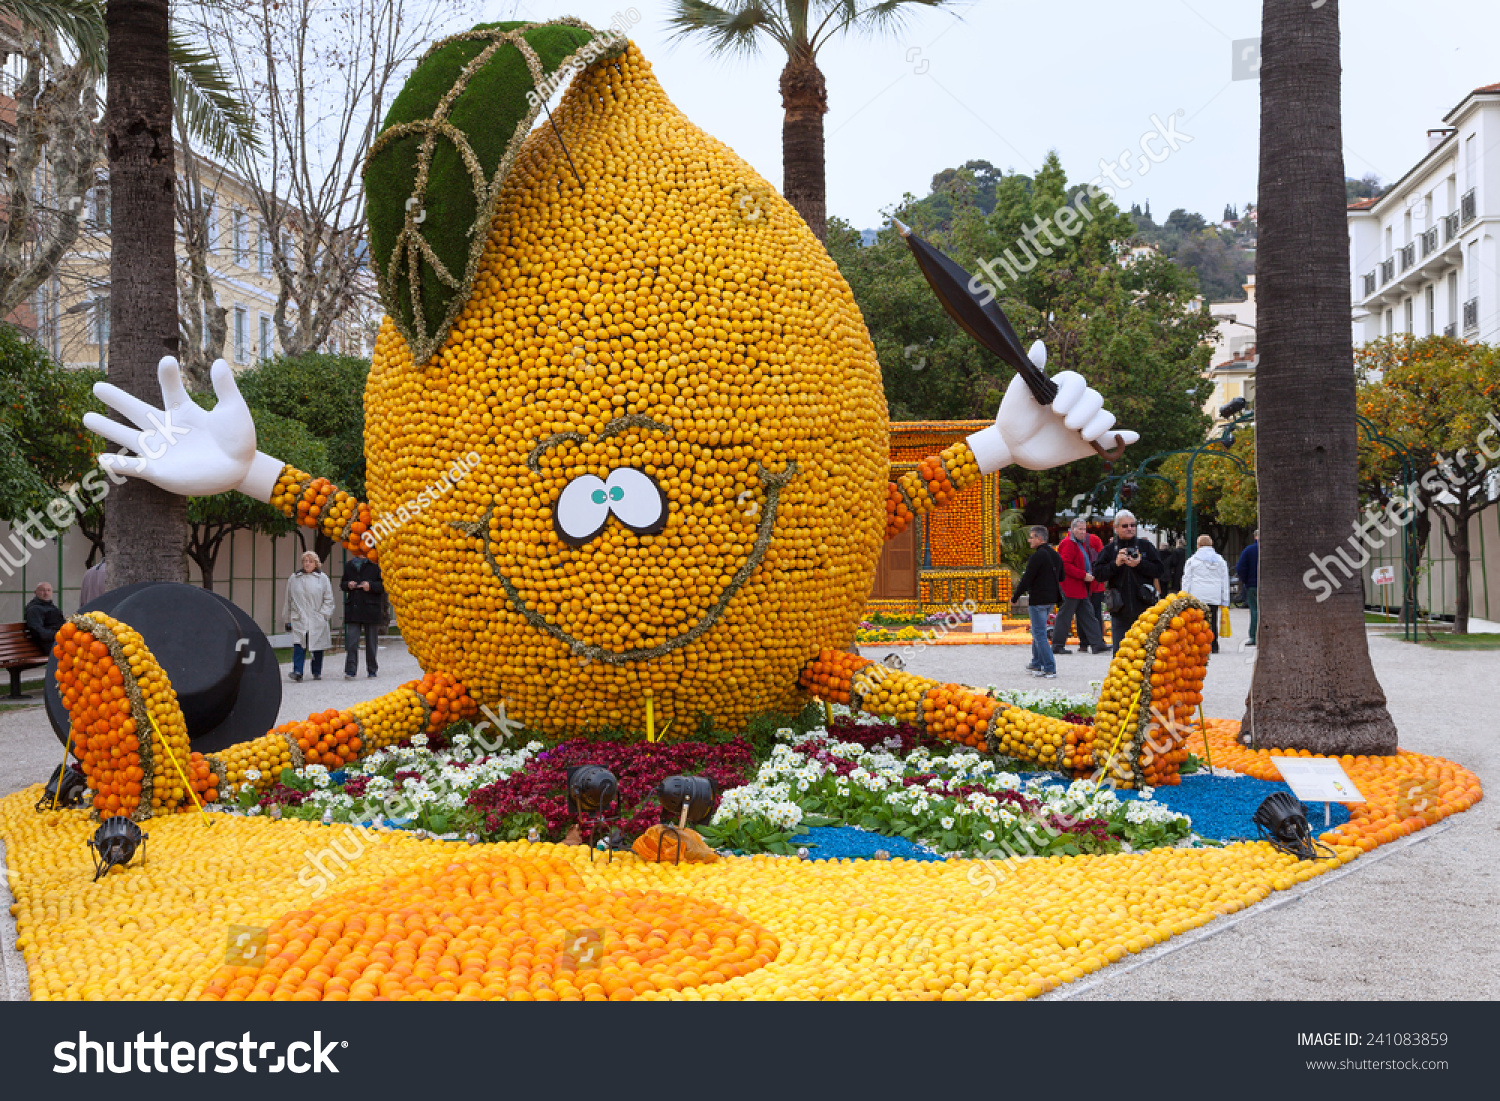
487,1 -> 1500,229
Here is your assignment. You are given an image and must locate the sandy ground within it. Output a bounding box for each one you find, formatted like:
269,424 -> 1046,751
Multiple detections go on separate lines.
2,610 -> 1494,999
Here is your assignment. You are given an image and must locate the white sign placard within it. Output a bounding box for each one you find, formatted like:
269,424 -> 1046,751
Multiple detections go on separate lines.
1269,757 -> 1366,803
1371,566 -> 1396,586
971,614 -> 1007,633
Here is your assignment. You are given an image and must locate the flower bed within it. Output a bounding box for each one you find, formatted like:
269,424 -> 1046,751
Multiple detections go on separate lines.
700,716 -> 1191,858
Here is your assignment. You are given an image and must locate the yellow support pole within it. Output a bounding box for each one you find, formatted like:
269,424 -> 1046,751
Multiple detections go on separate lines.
1099,691 -> 1143,787
645,691 -> 655,742
148,712 -> 212,827
1197,704 -> 1214,772
51,727 -> 74,811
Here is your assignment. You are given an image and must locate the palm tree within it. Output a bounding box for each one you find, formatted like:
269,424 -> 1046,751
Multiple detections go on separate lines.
102,0 -> 188,585
1243,0 -> 1396,754
2,1 -> 257,586
667,1 -> 963,241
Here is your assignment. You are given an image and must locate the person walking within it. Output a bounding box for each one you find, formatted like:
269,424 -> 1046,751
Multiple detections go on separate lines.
1092,511 -> 1165,653
282,551 -> 335,681
1012,525 -> 1063,679
1182,534 -> 1231,654
1054,517 -> 1108,654
79,559 -> 109,606
1165,538 -> 1187,594
23,582 -> 65,655
1236,529 -> 1259,646
342,554 -> 385,678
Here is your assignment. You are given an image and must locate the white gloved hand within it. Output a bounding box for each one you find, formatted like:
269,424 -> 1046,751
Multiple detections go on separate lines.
84,356 -> 284,502
966,341 -> 1139,473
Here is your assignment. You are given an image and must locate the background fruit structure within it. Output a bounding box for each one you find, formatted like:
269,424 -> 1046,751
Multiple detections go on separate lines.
364,45 -> 889,735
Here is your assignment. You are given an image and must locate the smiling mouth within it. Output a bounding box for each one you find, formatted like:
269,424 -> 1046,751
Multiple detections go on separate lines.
454,461 -> 798,665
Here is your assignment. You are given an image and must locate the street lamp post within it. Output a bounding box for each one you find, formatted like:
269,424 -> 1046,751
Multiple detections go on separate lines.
1354,413 -> 1422,642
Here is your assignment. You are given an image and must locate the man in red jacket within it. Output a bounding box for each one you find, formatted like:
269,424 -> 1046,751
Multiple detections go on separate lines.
1054,517 -> 1109,654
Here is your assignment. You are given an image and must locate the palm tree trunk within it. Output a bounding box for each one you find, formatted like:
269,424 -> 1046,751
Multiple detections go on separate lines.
1241,0 -> 1396,753
780,48 -> 827,241
103,0 -> 187,584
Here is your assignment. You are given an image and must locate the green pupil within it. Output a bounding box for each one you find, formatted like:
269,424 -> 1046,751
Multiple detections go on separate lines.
609,486 -> 624,501
591,489 -> 607,504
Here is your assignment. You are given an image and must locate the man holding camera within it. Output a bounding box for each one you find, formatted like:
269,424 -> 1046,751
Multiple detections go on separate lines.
1091,510 -> 1164,654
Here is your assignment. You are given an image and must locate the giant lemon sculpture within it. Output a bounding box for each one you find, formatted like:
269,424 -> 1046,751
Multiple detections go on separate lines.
81,20 -> 1149,800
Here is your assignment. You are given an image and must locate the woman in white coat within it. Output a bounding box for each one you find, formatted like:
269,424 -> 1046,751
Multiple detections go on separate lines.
1182,534 -> 1231,653
282,551 -> 335,681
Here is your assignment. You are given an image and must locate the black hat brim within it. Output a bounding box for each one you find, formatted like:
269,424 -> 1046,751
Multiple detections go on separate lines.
46,582 -> 282,754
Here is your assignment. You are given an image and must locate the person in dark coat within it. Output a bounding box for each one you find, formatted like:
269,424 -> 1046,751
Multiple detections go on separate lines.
1011,526 -> 1063,678
1092,511 -> 1165,653
1236,529 -> 1259,645
1164,538 -> 1187,594
24,582 -> 65,655
341,555 -> 385,678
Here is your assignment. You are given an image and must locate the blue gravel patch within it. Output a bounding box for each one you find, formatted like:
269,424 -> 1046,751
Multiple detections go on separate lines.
790,825 -> 946,862
1112,772 -> 1351,841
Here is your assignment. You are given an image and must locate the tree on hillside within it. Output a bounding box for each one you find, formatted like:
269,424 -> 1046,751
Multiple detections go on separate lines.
1345,173 -> 1384,204
1246,0 -> 1396,753
1357,335 -> 1500,634
828,151 -> 1214,524
667,0 -> 964,241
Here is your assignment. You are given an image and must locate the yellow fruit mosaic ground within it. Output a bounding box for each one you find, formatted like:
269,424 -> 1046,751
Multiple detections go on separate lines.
0,722 -> 1480,1001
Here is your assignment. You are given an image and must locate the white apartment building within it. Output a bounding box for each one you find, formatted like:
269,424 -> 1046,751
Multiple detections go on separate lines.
1349,82 -> 1499,346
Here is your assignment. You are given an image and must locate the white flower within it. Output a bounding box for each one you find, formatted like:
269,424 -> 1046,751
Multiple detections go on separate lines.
982,829 -> 995,842
245,768 -> 261,782
941,817 -> 955,829
411,732 -> 429,747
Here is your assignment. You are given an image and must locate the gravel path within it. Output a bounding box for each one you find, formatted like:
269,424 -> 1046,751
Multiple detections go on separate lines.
2,611 -> 1492,1000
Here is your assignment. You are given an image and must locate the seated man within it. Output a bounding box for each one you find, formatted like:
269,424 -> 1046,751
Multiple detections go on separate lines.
24,581 -> 65,656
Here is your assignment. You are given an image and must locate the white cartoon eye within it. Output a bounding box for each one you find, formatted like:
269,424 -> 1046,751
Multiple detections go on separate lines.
604,467 -> 667,534
554,474 -> 610,545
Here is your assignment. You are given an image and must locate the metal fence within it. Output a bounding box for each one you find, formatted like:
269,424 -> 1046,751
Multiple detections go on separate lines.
1360,503 -> 1500,623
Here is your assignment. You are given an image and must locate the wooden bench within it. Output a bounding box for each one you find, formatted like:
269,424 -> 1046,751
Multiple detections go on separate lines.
0,622 -> 49,699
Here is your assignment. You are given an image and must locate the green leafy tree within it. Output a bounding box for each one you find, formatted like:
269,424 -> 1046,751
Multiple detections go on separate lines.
1356,335 -> 1500,634
666,0 -> 964,240
234,353 -> 371,500
0,325 -> 110,561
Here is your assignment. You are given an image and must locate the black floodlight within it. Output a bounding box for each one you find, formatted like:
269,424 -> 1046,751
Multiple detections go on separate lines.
88,817 -> 147,881
1252,792 -> 1327,861
566,765 -> 622,863
1219,395 -> 1248,419
656,775 -> 719,827
36,764 -> 88,812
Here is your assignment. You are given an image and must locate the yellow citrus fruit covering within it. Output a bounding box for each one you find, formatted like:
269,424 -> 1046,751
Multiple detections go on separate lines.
363,43 -> 888,734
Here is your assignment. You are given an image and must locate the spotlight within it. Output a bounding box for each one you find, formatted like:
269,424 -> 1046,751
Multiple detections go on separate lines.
87,817 -> 147,881
566,765 -> 622,862
656,775 -> 719,827
1219,395 -> 1248,419
1252,792 -> 1325,860
36,764 -> 88,812
647,775 -> 721,865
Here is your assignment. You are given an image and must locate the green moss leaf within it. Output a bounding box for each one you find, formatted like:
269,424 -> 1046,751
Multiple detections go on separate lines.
364,18 -> 625,365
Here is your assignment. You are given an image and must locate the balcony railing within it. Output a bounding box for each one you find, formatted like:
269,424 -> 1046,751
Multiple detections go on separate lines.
1463,297 -> 1479,332
1380,258 -> 1395,285
1461,188 -> 1477,225
1421,226 -> 1439,257
1444,212 -> 1460,242
1444,322 -> 1458,339
1399,243 -> 1416,272
1362,271 -> 1376,297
